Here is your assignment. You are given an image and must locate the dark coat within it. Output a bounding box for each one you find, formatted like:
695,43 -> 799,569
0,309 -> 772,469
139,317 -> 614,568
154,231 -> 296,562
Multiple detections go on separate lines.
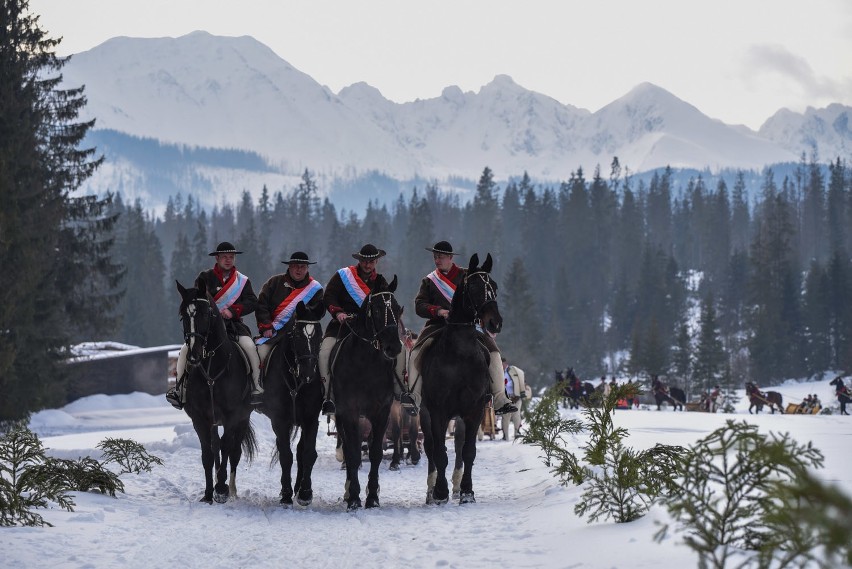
256,272 -> 325,339
323,266 -> 390,339
195,265 -> 257,337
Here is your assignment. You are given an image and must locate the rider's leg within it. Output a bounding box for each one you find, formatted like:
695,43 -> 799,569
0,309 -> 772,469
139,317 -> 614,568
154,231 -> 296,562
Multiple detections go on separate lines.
319,336 -> 336,416
238,335 -> 263,404
393,351 -> 419,415
401,339 -> 431,416
489,351 -> 517,415
166,344 -> 189,409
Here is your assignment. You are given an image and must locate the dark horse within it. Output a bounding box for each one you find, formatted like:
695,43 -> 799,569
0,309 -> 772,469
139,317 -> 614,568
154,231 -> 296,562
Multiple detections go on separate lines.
746,382 -> 784,414
829,376 -> 851,415
386,399 -> 421,471
652,377 -> 685,411
556,368 -> 596,409
420,253 -> 502,505
331,276 -> 403,510
177,281 -> 257,503
261,301 -> 323,506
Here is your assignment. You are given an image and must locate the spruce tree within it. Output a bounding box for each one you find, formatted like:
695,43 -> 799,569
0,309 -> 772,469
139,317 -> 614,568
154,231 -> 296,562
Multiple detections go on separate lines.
0,0 -> 106,420
693,292 -> 724,392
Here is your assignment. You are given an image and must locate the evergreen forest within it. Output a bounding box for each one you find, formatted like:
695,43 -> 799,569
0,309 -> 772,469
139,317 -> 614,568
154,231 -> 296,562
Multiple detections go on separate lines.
110,157 -> 852,399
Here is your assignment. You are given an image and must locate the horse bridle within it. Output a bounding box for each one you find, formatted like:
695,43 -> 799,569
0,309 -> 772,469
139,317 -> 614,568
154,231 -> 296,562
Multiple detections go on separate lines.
461,270 -> 498,323
181,297 -> 228,384
346,291 -> 401,355
282,319 -> 321,380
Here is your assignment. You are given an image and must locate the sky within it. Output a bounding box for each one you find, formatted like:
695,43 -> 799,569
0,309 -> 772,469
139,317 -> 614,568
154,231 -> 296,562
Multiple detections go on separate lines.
5,378 -> 852,568
30,0 -> 852,131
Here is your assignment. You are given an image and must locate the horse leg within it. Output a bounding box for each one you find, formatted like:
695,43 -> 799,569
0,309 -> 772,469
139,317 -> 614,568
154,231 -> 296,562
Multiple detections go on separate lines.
366,409 -> 391,508
430,411 -> 451,505
459,402 -> 486,504
194,420 -> 216,503
275,425 -> 295,506
420,408 -> 439,504
388,403 -> 402,471
225,420 -> 249,501
451,418 -> 465,499
407,414 -> 421,465
295,418 -> 319,506
338,416 -> 363,511
214,426 -> 235,503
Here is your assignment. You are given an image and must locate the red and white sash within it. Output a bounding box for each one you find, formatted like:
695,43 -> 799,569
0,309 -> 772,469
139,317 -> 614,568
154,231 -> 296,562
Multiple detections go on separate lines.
255,279 -> 322,345
426,270 -> 457,303
214,270 -> 248,312
338,266 -> 371,306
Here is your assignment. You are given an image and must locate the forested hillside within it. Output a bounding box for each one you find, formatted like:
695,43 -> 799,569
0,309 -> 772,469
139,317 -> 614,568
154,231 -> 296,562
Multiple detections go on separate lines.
103,157 -> 852,395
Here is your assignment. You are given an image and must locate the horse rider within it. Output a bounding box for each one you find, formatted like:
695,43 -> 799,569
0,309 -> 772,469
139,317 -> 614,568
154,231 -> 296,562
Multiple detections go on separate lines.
406,240 -> 518,417
255,251 -> 325,390
708,385 -> 721,413
318,243 -> 405,417
167,242 -> 262,409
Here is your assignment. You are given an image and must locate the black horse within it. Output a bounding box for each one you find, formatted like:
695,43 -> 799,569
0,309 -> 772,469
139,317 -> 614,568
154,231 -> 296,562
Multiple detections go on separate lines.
420,253 -> 502,505
176,281 -> 257,504
261,301 -> 323,506
652,377 -> 685,411
331,277 -> 404,510
829,376 -> 851,415
746,382 -> 784,414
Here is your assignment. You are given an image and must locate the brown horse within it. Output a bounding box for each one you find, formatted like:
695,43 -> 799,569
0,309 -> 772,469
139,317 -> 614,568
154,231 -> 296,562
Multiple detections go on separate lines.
386,399 -> 421,471
746,382 -> 783,414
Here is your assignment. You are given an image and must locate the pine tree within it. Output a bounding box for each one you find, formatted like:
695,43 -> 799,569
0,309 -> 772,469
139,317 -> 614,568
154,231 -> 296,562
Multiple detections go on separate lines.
693,292 -> 724,391
0,0 -> 106,420
500,257 -> 542,370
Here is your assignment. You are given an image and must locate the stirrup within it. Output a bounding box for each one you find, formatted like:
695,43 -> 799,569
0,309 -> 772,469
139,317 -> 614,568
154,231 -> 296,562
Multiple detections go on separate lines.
166,388 -> 183,410
322,400 -> 336,416
400,393 -> 419,416
250,392 -> 264,406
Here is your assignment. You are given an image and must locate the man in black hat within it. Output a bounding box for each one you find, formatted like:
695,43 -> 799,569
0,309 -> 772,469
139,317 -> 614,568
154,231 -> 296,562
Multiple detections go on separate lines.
255,251 -> 325,379
318,243 -> 403,416
167,242 -> 262,409
406,241 -> 517,416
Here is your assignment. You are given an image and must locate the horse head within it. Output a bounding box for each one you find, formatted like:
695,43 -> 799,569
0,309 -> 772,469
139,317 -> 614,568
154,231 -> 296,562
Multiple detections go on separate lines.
177,280 -> 222,366
282,301 -> 322,383
360,275 -> 403,360
462,253 -> 502,334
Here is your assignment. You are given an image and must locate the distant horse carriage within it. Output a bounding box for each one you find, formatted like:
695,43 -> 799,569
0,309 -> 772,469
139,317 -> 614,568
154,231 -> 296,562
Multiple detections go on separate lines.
746,382 -> 784,414
260,302 -> 323,506
651,377 -> 685,411
554,368 -> 596,409
176,281 -> 257,504
331,276 -> 404,510
420,253 -> 501,505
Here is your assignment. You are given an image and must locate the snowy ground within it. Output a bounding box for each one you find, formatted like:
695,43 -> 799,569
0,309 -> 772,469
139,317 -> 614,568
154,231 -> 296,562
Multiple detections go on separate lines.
4,378 -> 852,569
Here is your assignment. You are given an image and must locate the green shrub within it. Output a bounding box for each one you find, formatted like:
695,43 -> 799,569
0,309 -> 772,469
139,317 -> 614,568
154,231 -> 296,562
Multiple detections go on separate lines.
97,437 -> 163,475
0,424 -> 74,527
523,384 -> 686,523
49,456 -> 124,497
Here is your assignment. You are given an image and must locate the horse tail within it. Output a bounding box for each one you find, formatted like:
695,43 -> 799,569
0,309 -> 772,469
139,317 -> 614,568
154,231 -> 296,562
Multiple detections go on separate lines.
290,424 -> 300,444
241,421 -> 258,463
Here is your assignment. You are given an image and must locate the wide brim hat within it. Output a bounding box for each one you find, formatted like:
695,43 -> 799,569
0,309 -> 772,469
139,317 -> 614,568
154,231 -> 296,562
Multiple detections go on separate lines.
282,251 -> 316,265
425,240 -> 459,256
352,243 -> 386,261
209,241 -> 242,256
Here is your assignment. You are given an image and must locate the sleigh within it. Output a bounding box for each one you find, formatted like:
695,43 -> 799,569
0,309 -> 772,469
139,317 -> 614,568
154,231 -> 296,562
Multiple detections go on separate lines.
784,403 -> 822,415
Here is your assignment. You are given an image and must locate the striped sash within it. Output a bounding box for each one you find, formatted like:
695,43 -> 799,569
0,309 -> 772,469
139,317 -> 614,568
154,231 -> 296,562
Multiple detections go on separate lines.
426,270 -> 457,303
338,266 -> 371,306
213,270 -> 248,312
255,278 -> 322,345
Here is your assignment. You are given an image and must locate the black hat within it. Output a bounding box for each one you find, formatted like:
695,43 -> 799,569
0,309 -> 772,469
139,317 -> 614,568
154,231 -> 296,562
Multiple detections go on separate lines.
209,241 -> 242,256
425,240 -> 459,256
282,251 -> 316,265
352,243 -> 386,261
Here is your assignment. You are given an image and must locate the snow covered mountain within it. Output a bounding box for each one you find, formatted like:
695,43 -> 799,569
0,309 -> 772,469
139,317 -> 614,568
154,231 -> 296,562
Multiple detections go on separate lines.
60,31 -> 846,209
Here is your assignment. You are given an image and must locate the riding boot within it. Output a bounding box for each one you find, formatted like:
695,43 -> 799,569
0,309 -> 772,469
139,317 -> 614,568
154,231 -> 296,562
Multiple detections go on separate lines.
489,351 -> 517,415
321,380 -> 336,416
239,335 -> 264,405
166,345 -> 189,410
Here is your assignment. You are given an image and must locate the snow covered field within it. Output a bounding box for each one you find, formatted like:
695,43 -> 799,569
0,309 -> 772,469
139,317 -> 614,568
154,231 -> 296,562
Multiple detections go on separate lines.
4,378 -> 852,569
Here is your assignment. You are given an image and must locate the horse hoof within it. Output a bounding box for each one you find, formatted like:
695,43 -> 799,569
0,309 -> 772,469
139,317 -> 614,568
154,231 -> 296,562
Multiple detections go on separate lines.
296,490 -> 313,507
452,491 -> 460,500
459,491 -> 476,504
346,499 -> 362,511
200,496 -> 214,504
389,463 -> 400,472
280,495 -> 293,506
366,496 -> 380,509
213,492 -> 229,504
